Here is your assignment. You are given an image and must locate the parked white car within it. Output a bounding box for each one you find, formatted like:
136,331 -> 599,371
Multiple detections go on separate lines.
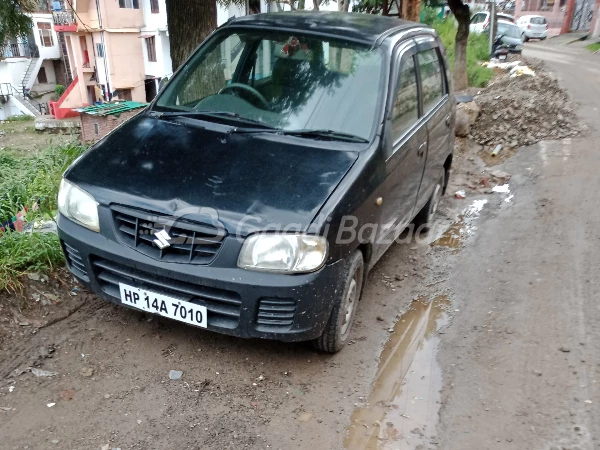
470,12 -> 515,34
517,15 -> 549,40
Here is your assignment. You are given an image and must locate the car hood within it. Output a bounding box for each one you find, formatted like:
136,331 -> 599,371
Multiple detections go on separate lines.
66,115 -> 360,235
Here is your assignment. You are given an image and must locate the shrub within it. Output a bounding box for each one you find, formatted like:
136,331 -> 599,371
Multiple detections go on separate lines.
55,84 -> 65,97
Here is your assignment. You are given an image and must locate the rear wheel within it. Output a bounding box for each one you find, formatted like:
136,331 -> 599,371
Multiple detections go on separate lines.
313,250 -> 364,353
524,35 -> 530,42
413,169 -> 445,232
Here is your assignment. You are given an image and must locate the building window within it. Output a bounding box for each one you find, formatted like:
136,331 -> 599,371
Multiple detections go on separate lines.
114,89 -> 133,101
37,22 -> 54,47
94,123 -> 99,135
146,36 -> 157,62
150,0 -> 159,13
38,67 -> 48,83
119,0 -> 140,8
96,43 -> 105,58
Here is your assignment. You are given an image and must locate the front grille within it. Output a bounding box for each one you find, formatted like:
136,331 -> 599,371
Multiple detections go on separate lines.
257,298 -> 296,328
92,257 -> 241,329
111,205 -> 225,265
63,241 -> 88,279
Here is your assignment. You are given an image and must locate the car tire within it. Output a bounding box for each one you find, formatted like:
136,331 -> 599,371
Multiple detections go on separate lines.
313,250 -> 364,353
413,169 -> 445,232
541,36 -> 547,41
524,35 -> 530,42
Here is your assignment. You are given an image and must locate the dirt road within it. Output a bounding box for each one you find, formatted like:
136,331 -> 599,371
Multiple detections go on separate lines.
436,41 -> 600,449
1,40 -> 598,450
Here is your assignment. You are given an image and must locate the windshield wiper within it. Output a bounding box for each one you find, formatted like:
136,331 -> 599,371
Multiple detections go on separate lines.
234,128 -> 369,143
149,110 -> 276,129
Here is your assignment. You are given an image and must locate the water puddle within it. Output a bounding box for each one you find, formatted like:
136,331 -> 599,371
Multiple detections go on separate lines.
344,296 -> 451,450
432,199 -> 488,251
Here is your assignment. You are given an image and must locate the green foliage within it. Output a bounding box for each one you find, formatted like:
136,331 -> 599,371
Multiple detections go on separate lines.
586,42 -> 600,52
0,231 -> 64,291
55,84 -> 65,97
421,5 -> 442,26
0,0 -> 35,53
431,19 -> 494,88
0,143 -> 87,224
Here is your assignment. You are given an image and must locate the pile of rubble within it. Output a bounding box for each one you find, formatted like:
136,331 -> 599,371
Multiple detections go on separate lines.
468,70 -> 586,148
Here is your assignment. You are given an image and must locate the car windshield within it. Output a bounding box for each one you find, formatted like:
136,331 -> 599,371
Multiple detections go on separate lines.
154,30 -> 385,141
498,22 -> 521,38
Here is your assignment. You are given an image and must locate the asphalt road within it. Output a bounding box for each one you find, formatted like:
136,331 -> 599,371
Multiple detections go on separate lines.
436,40 -> 600,449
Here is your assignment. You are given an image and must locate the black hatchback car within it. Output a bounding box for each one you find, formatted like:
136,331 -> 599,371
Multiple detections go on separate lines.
58,12 -> 454,353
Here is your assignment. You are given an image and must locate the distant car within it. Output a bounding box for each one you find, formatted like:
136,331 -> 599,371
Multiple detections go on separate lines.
495,20 -> 524,53
517,15 -> 548,41
470,11 -> 515,34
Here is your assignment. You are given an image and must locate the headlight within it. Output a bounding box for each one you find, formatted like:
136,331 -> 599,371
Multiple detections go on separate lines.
238,234 -> 327,273
58,179 -> 100,232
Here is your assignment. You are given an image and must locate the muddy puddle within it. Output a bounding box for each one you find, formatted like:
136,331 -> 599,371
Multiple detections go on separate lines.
344,295 -> 450,450
433,199 -> 488,251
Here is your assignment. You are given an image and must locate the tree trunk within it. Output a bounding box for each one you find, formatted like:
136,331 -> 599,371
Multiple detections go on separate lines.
338,0 -> 350,11
166,0 -> 217,72
448,0 -> 470,91
312,0 -> 320,10
406,0 -> 422,22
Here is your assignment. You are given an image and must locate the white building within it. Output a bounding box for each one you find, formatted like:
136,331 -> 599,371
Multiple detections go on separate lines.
0,8 -> 69,119
140,0 -> 172,101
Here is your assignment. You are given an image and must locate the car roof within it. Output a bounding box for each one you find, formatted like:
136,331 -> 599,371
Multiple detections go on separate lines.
498,19 -> 518,26
226,12 -> 423,45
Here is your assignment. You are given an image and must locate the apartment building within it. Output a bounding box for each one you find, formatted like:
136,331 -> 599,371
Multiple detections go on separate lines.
0,1 -> 70,119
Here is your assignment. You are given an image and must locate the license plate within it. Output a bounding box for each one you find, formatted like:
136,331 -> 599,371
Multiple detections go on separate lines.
119,283 -> 207,328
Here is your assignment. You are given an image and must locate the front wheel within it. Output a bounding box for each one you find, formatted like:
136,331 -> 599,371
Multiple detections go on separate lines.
313,250 -> 364,353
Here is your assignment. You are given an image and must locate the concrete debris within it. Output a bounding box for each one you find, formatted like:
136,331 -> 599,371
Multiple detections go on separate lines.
455,108 -> 470,137
31,368 -> 58,378
455,190 -> 466,199
457,101 -> 481,126
169,370 -> 183,380
470,67 -> 584,148
80,367 -> 94,377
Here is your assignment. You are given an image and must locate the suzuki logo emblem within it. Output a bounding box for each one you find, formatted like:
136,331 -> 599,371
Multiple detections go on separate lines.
153,229 -> 172,249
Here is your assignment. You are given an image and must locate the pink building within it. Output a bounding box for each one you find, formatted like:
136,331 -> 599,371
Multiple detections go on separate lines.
50,0 -> 146,118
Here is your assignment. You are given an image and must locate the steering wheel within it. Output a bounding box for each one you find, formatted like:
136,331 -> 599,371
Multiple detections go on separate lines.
218,83 -> 269,109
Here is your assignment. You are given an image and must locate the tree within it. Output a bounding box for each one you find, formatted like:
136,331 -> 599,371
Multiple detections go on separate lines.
0,0 -> 35,54
165,0 -> 219,71
447,0 -> 470,91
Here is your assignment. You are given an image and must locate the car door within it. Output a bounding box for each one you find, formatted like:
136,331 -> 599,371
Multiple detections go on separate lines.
413,37 -> 452,214
372,39 -> 427,261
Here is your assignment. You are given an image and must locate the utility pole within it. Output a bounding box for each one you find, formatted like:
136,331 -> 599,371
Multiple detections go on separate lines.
489,0 -> 496,55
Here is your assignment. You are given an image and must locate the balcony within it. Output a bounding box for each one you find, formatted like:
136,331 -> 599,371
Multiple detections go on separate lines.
0,42 -> 32,59
53,10 -> 78,32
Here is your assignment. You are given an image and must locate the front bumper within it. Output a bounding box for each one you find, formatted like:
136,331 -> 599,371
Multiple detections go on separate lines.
58,215 -> 344,342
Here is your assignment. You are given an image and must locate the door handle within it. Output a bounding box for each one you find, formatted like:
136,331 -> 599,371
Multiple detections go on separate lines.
445,115 -> 451,127
418,142 -> 426,157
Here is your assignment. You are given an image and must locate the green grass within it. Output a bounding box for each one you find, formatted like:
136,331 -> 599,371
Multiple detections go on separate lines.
430,18 -> 494,88
0,143 -> 87,291
0,231 -> 64,292
586,42 -> 600,52
3,115 -> 34,122
0,143 -> 86,225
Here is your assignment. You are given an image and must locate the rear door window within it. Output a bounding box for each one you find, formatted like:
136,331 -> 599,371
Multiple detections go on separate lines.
417,49 -> 444,115
391,55 -> 419,141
